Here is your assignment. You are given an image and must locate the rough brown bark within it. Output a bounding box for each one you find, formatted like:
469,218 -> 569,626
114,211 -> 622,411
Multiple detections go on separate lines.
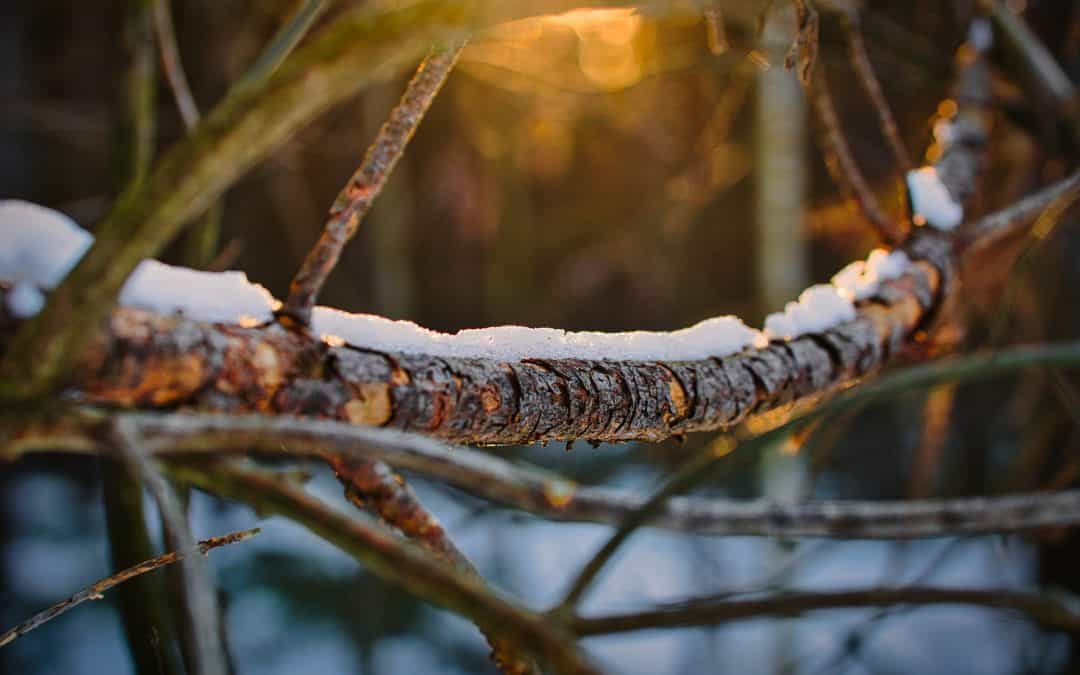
0,240 -> 942,446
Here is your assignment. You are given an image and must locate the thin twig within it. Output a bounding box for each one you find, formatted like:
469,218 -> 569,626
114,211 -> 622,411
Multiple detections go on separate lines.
16,411 -> 1080,541
962,170 -> 1080,252
112,419 -> 229,675
991,1 -> 1078,115
0,528 -> 258,650
233,0 -> 333,94
840,9 -> 912,170
329,456 -> 541,674
151,0 -> 224,269
569,586 -> 1080,636
280,43 -> 463,325
807,61 -> 906,244
168,460 -> 598,675
153,0 -> 199,129
704,4 -> 729,55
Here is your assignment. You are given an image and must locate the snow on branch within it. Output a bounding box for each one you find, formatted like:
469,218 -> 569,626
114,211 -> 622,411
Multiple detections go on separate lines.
0,199 -> 920,361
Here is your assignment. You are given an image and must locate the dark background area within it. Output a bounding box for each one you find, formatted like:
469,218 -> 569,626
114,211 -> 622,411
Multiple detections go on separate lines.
1,1 -> 1079,673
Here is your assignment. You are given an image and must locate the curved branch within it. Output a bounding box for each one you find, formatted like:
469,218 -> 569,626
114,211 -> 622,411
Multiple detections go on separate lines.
569,586 -> 1080,636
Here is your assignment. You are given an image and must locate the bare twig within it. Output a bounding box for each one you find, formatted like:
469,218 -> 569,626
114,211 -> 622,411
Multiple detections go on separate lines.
0,528 -> 258,650
153,0 -> 199,129
151,0 -> 224,270
233,0 -> 333,94
840,9 -> 912,170
280,43 -> 463,326
962,170 -> 1080,252
704,4 -> 729,55
990,2 -> 1079,117
568,586 -> 1080,636
113,419 -> 229,675
329,456 -> 541,674
15,411 -> 1080,540
807,61 -> 906,244
168,460 -> 599,675
786,0 -> 819,86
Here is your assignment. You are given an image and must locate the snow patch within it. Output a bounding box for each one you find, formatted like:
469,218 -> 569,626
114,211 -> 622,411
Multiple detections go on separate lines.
313,309 -> 764,361
830,248 -> 911,301
2,200 -> 916,360
119,260 -> 276,324
968,17 -> 993,52
763,284 -> 856,341
906,166 -> 963,230
0,200 -> 276,324
0,200 -> 92,288
6,282 -> 46,318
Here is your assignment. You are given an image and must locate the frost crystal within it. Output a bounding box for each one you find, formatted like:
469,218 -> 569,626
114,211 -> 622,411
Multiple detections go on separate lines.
906,166 -> 963,230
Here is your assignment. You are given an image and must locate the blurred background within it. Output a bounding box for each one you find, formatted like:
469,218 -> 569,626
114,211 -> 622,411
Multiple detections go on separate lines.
1,1 -> 1079,673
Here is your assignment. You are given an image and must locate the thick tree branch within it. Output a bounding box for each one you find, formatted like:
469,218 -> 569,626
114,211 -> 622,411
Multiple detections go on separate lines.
8,253 -> 936,445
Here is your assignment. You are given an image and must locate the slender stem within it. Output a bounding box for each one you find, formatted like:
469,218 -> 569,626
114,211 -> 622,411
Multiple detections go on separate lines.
168,460 -> 599,675
233,0 -> 334,94
568,586 -> 1080,636
990,1 -> 1078,114
704,4 -> 728,55
280,43 -> 464,325
153,0 -> 199,129
112,419 -> 230,675
151,0 -> 223,269
841,10 -> 912,170
806,62 -> 906,245
962,170 -> 1080,252
0,528 -> 258,650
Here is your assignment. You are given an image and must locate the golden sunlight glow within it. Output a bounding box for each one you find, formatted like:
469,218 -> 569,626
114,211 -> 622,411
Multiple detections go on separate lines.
543,478 -> 577,509
552,8 -> 644,91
